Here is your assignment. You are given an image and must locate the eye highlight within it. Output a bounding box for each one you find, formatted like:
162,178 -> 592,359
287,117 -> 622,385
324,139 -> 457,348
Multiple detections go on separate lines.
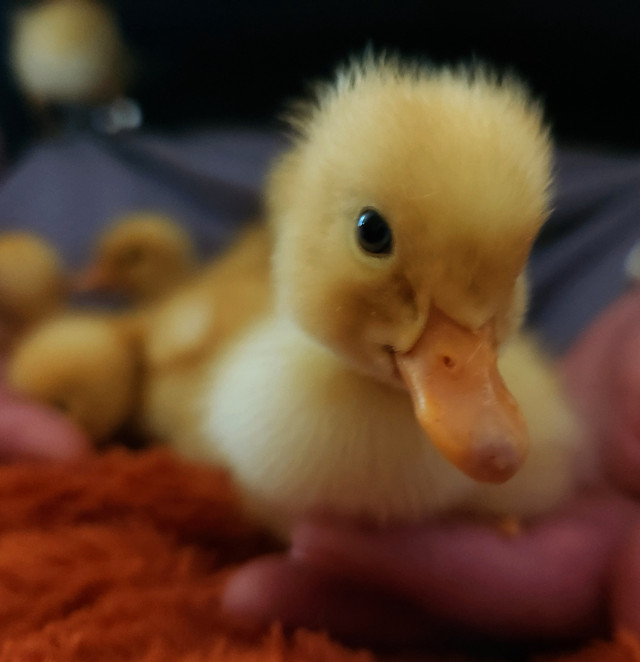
356,209 -> 393,256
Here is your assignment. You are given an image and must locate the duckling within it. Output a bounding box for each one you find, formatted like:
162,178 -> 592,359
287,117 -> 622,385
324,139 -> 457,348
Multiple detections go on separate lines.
74,211 -> 198,304
7,313 -> 140,443
141,56 -> 582,536
10,0 -> 130,110
5,221 -> 263,445
0,231 -> 67,349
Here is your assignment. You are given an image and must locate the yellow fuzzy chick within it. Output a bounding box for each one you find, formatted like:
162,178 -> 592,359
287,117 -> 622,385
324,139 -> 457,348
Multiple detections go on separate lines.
10,0 -> 129,108
7,313 -> 140,443
140,56 -> 583,536
0,232 -> 67,349
5,220 -> 260,445
74,211 -> 198,304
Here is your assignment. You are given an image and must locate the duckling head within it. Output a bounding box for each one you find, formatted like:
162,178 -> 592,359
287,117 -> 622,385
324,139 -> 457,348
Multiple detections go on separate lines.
0,232 -> 67,345
267,56 -> 552,485
75,211 -> 197,303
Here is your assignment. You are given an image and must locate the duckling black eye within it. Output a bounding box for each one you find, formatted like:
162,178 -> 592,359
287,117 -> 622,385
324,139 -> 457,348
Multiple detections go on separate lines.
356,209 -> 393,256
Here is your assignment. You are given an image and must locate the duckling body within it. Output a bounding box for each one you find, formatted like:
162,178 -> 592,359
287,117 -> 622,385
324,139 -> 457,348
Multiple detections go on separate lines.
141,57 -> 583,534
202,315 -> 579,534
8,313 -> 140,442
5,222 -> 267,446
205,315 -> 470,532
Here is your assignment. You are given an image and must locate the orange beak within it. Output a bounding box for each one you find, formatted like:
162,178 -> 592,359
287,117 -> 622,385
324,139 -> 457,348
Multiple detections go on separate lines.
395,308 -> 529,484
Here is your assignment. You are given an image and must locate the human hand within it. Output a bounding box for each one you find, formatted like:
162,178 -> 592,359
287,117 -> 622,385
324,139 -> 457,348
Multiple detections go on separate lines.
563,284 -> 640,493
221,287 -> 640,646
222,491 -> 640,645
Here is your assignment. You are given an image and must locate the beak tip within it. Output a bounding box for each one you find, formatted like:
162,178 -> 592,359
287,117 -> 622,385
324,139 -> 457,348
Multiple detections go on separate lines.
465,433 -> 528,484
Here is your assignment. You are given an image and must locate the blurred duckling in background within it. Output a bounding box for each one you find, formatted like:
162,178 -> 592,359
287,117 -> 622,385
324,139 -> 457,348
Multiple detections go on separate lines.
74,211 -> 199,305
7,313 -> 140,443
5,210 -> 201,444
7,209 -> 210,443
6,221 -> 261,445
0,232 -> 67,349
9,0 -> 137,133
141,56 -> 584,536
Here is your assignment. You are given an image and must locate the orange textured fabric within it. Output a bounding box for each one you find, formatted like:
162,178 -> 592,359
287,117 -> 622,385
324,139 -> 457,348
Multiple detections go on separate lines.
0,449 -> 637,662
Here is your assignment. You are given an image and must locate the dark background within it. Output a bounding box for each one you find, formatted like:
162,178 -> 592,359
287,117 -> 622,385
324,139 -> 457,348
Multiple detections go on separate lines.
1,0 -> 639,160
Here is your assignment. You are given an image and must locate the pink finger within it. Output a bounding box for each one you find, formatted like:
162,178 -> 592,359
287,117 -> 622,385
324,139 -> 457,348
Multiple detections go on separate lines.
611,521 -> 640,634
606,325 -> 640,492
291,493 -> 639,640
563,286 -> 640,491
0,392 -> 91,461
223,554 -> 440,645
615,327 -> 640,440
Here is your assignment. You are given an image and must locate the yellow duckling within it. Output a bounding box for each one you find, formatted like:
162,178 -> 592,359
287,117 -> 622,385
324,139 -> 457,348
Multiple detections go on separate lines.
5,219 -> 259,444
74,211 -> 198,304
7,313 -> 140,443
5,211 -> 219,443
0,232 -> 67,349
142,56 -> 582,535
10,0 -> 129,108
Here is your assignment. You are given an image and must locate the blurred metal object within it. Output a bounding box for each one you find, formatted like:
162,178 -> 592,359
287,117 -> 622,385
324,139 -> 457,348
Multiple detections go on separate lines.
91,98 -> 142,134
625,242 -> 640,284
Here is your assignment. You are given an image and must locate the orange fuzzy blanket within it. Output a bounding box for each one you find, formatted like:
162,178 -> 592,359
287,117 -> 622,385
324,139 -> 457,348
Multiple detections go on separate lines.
0,449 -> 638,662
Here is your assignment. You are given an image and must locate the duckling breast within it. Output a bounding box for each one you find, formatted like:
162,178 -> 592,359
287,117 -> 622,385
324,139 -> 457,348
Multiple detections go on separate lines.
201,316 -> 475,533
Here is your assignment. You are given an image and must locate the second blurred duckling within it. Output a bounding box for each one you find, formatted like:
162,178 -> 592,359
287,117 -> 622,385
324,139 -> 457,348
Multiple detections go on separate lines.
74,211 -> 199,304
7,221 -> 266,447
5,210 -> 199,444
0,231 -> 67,349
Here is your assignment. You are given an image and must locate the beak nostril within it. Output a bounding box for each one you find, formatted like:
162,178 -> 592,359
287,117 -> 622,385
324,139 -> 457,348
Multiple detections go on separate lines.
442,355 -> 456,369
